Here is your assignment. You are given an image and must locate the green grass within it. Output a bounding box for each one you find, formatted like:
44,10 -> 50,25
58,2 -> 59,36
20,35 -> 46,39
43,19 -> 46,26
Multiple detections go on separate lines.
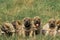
0,0 -> 60,40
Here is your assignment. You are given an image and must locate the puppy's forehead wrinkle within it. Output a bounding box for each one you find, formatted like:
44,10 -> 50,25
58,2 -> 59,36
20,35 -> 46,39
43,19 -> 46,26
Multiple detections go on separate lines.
24,17 -> 30,20
49,18 -> 56,22
34,19 -> 40,21
12,21 -> 21,25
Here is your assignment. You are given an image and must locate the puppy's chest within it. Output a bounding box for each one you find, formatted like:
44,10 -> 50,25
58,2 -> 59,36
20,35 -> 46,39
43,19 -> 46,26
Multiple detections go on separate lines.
25,27 -> 31,33
49,29 -> 55,33
34,26 -> 40,31
49,28 -> 56,34
25,27 -> 31,30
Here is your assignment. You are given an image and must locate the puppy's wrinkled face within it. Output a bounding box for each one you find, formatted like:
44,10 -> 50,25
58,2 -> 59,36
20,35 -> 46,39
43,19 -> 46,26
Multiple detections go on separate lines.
23,17 -> 31,29
49,19 -> 56,28
34,16 -> 40,27
56,20 -> 60,30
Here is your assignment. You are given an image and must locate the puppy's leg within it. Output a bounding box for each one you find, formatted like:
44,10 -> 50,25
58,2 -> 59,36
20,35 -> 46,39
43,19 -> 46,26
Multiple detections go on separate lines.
30,30 -> 33,37
45,30 -> 49,36
22,28 -> 25,37
53,31 -> 57,37
19,30 -> 22,36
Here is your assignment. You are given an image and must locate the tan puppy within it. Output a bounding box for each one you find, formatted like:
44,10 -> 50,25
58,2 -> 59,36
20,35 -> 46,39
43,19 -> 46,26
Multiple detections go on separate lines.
22,17 -> 33,37
12,20 -> 22,36
33,16 -> 41,35
42,18 -> 57,36
1,22 -> 15,36
56,19 -> 60,35
56,19 -> 60,30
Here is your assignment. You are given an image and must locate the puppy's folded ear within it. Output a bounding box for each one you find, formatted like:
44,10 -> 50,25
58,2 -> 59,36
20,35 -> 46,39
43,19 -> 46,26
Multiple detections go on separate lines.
12,20 -> 21,25
23,18 -> 26,21
30,18 -> 33,21
34,16 -> 40,19
23,17 -> 30,21
56,20 -> 60,30
56,19 -> 60,24
16,20 -> 21,25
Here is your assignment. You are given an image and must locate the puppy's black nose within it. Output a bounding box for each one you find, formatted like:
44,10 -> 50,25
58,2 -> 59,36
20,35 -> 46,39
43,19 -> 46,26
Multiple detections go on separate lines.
51,23 -> 54,25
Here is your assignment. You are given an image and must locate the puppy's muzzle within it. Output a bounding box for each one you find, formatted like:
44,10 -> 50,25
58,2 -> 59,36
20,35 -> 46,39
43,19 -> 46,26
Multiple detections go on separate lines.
34,21 -> 40,27
49,23 -> 55,27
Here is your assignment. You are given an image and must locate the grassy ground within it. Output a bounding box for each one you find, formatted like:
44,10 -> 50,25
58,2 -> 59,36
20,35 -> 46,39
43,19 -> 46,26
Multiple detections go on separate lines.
0,0 -> 60,40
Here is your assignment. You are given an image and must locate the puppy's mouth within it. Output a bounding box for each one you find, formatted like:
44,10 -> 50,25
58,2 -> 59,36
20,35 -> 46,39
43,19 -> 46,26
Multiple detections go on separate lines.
35,24 -> 39,27
34,21 -> 40,27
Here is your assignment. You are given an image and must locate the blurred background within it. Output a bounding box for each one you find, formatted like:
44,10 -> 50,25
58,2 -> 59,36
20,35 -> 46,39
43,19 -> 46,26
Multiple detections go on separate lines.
0,0 -> 60,25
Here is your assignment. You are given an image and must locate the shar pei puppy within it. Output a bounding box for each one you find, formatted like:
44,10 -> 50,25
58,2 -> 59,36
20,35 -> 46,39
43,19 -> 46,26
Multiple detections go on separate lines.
32,16 -> 41,35
42,18 -> 57,36
22,17 -> 34,37
1,22 -> 15,36
12,20 -> 22,36
56,19 -> 60,35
